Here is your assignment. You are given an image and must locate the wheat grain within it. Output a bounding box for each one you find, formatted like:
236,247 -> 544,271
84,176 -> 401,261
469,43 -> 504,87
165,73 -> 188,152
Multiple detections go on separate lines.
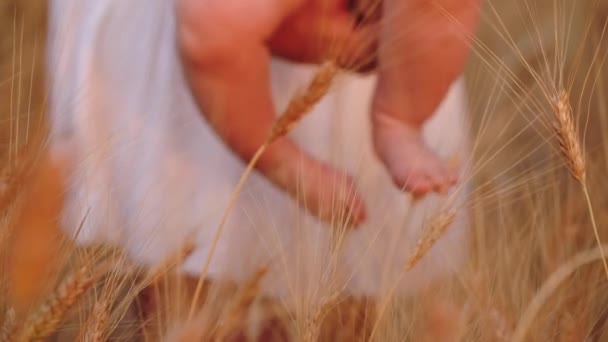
406,209 -> 457,271
268,61 -> 338,143
20,266 -> 96,341
552,90 -> 608,280
78,297 -> 111,342
553,91 -> 586,183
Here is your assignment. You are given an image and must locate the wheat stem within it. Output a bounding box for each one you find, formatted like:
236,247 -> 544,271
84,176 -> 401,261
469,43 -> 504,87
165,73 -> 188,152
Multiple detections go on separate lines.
213,267 -> 268,341
303,291 -> 341,342
369,207 -> 456,341
188,143 -> 268,320
79,298 -> 111,342
188,61 -> 338,320
582,185 -> 608,279
512,244 -> 608,342
406,209 -> 457,271
552,90 -> 608,280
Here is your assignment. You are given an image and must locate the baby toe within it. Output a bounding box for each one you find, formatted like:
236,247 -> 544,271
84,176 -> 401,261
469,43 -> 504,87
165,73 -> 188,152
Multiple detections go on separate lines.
448,169 -> 459,185
434,165 -> 460,195
408,174 -> 434,197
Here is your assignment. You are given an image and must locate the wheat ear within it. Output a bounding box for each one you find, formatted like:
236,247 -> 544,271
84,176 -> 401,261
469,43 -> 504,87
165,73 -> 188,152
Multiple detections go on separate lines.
20,266 -> 96,341
406,209 -> 457,271
268,61 -> 338,142
77,296 -> 111,342
368,207 -> 457,340
553,91 -> 586,182
552,90 -> 608,280
302,291 -> 342,342
188,61 -> 338,320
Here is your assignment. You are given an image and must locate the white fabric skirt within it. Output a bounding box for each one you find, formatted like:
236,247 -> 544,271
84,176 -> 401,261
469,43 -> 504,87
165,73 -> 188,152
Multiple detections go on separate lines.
47,0 -> 471,300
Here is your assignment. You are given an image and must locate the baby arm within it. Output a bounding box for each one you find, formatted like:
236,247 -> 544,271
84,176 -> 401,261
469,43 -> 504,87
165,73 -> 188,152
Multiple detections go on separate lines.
176,0 -> 366,225
372,0 -> 480,195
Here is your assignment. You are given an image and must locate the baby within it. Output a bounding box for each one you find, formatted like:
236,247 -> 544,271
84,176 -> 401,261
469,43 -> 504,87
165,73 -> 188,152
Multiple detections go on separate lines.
9,0 -> 480,335
177,0 -> 479,224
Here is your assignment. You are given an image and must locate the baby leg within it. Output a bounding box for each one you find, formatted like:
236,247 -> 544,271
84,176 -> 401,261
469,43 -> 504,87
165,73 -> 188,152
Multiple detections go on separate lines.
372,0 -> 480,196
175,0 -> 375,225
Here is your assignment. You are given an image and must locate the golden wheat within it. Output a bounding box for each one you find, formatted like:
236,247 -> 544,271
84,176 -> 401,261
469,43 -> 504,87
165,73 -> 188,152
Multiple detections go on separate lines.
512,244 -> 608,342
268,61 -> 338,142
465,272 -> 512,341
188,60 -> 339,320
553,91 -> 586,183
20,266 -> 96,341
302,291 -> 342,342
406,209 -> 457,271
78,297 -> 111,342
145,242 -> 195,286
214,267 -> 268,341
551,90 -> 608,282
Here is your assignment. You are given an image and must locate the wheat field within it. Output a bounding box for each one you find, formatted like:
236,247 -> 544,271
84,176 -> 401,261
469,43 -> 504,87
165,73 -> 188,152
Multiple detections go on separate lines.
2,0 -> 608,341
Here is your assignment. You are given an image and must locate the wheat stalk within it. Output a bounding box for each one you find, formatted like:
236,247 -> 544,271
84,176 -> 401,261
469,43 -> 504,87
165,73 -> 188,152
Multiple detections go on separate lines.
302,291 -> 341,342
552,90 -> 608,281
144,241 -> 195,286
213,267 -> 268,341
368,208 -> 457,340
20,266 -> 96,341
512,244 -> 608,342
406,209 -> 457,271
188,60 -> 339,320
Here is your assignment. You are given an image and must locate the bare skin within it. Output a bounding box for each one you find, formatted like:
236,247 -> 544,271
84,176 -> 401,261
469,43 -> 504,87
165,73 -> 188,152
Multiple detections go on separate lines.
373,0 -> 480,195
176,0 -> 481,225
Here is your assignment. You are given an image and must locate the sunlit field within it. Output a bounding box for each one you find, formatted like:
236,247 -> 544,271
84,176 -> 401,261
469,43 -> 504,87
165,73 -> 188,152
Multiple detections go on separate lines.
2,0 -> 608,341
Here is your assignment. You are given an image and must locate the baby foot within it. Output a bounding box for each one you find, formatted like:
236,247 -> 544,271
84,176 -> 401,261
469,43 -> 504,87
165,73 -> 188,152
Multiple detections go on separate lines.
269,148 -> 367,227
373,113 -> 458,197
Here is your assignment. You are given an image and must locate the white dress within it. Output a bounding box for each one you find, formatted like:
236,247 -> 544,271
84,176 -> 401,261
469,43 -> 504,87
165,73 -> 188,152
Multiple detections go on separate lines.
47,0 -> 471,301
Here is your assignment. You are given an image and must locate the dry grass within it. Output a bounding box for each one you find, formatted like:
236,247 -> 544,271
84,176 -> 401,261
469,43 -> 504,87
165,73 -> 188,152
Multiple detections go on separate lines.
3,0 -> 608,341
